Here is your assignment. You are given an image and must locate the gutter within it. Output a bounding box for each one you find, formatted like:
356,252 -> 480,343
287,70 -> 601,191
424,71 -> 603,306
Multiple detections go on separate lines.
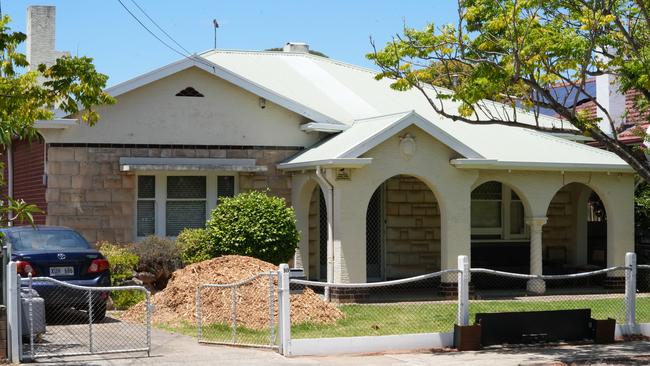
315,166 -> 334,301
450,159 -> 634,173
278,158 -> 372,171
300,122 -> 349,133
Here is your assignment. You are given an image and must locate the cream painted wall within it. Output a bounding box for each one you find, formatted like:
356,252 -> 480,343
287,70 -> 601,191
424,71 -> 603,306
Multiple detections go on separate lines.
41,67 -> 319,147
293,125 -> 478,283
291,125 -> 636,283
470,170 -> 635,267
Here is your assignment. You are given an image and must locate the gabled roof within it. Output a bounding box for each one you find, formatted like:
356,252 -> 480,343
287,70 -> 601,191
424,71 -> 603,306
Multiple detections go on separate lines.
279,110 -> 630,172
278,111 -> 482,170
96,49 -> 632,173
104,56 -> 341,125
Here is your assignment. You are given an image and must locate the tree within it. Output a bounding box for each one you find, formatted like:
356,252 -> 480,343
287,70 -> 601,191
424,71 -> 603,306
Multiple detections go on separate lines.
0,15 -> 115,224
367,0 -> 650,181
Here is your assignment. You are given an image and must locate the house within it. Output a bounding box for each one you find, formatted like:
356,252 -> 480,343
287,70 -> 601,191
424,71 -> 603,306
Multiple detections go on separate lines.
6,6 -> 635,294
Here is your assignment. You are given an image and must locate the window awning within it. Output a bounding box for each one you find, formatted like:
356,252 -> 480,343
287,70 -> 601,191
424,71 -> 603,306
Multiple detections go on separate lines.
119,157 -> 267,172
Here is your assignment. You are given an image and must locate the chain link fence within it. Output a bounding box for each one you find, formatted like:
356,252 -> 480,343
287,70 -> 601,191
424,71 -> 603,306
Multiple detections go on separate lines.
636,264 -> 650,324
21,276 -> 151,359
468,267 -> 628,324
196,271 -> 277,348
289,270 -> 460,339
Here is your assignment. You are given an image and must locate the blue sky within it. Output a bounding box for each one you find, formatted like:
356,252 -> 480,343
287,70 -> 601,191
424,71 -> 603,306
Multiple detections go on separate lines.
3,1 -> 458,86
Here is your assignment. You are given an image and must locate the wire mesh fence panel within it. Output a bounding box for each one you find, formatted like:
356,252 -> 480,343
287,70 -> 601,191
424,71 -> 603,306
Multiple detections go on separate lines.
289,270 -> 460,339
197,272 -> 277,348
636,265 -> 650,324
21,276 -> 151,360
468,267 -> 627,325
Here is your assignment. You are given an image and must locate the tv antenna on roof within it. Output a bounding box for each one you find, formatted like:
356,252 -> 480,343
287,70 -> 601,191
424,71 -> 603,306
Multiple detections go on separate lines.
213,19 -> 219,49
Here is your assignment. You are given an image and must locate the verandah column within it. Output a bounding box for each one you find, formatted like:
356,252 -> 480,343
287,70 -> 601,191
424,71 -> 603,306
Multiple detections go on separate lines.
526,217 -> 547,294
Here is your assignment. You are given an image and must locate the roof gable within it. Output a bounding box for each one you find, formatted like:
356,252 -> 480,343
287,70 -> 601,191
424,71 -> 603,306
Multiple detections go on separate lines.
104,57 -> 342,125
278,111 -> 482,170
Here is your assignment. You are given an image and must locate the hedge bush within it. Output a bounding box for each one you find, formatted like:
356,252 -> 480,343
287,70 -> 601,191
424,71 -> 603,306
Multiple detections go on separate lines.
96,242 -> 138,285
96,242 -> 142,309
131,236 -> 183,290
206,191 -> 299,264
177,228 -> 212,265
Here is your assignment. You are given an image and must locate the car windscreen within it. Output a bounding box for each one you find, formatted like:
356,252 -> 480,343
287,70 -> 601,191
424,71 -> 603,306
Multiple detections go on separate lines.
10,230 -> 91,251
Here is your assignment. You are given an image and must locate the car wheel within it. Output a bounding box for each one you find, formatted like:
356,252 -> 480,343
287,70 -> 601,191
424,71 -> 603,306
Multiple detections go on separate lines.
91,301 -> 107,323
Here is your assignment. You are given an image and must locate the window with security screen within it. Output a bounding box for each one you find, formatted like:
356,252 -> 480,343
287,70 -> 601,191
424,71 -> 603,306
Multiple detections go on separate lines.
136,174 -> 237,238
166,176 -> 207,236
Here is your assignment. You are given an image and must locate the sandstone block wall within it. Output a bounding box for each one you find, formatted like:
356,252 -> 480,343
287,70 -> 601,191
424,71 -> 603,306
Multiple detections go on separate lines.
384,175 -> 441,279
46,144 -> 298,243
543,184 -> 584,265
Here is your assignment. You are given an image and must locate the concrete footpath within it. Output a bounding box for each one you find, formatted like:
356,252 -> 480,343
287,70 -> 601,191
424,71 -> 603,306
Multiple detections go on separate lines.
33,329 -> 650,365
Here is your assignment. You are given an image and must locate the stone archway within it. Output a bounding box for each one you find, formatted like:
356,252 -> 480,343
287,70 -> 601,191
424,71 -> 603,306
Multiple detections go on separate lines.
544,183 -> 607,272
365,174 -> 441,281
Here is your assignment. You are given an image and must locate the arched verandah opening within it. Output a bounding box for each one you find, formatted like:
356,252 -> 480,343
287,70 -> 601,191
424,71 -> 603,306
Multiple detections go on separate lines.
306,185 -> 328,281
365,174 -> 441,282
543,183 -> 608,273
470,181 -> 530,273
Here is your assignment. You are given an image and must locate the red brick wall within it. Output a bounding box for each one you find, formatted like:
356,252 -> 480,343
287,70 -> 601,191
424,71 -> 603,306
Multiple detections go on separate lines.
625,89 -> 650,125
2,139 -> 47,225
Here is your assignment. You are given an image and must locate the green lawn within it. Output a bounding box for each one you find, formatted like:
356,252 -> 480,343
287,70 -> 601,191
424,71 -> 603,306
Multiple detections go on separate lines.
161,296 -> 650,342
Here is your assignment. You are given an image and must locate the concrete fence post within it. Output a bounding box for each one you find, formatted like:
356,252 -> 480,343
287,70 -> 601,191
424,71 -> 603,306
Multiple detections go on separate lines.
278,263 -> 291,355
6,262 -> 20,363
457,255 -> 470,326
625,252 -> 637,330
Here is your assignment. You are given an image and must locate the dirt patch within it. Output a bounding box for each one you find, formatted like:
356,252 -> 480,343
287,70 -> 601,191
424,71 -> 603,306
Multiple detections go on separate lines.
122,255 -> 343,329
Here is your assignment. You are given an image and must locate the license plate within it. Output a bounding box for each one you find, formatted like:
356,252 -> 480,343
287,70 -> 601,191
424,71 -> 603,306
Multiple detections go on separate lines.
50,266 -> 74,276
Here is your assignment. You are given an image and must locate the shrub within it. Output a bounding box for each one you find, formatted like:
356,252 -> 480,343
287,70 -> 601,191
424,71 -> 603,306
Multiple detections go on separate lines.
96,242 -> 139,286
97,242 -> 142,310
131,235 -> 183,290
207,190 -> 299,264
177,228 -> 213,265
111,290 -> 146,310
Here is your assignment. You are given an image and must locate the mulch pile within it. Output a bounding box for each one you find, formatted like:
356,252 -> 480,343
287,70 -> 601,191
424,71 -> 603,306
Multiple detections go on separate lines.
122,255 -> 343,329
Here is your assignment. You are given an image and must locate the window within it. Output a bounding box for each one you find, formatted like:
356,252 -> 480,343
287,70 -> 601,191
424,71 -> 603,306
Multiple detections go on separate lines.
471,182 -> 527,240
137,176 -> 155,236
166,176 -> 206,236
135,173 -> 237,237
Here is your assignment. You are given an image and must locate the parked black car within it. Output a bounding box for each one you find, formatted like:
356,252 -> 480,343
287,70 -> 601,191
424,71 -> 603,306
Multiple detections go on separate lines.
2,226 -> 111,321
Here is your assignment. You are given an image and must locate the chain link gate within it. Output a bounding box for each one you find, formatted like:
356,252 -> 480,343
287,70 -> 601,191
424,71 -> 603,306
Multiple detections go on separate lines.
21,275 -> 151,360
196,271 -> 278,349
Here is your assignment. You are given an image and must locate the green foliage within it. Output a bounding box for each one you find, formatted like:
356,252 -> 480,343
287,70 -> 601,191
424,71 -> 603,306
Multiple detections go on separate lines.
177,228 -> 213,265
0,15 -> 114,226
131,236 -> 183,290
207,191 -> 299,265
96,242 -> 139,285
367,0 -> 650,179
636,180 -> 650,247
111,290 -> 146,311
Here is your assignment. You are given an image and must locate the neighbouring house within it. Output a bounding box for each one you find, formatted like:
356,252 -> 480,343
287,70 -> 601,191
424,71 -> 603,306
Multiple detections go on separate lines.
5,6 -> 636,293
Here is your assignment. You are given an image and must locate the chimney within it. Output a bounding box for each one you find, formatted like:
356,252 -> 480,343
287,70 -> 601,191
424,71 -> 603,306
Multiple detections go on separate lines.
595,73 -> 626,136
282,42 -> 309,54
26,6 -> 69,71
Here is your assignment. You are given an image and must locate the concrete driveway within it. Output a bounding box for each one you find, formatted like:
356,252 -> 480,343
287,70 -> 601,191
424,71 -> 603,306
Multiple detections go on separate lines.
32,329 -> 650,366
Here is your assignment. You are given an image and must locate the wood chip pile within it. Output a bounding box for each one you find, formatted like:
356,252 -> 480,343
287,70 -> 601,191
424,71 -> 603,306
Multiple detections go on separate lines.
122,255 -> 343,329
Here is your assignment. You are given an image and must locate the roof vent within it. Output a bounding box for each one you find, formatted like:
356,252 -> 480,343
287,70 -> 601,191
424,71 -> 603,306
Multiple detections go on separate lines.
176,87 -> 204,97
283,42 -> 309,53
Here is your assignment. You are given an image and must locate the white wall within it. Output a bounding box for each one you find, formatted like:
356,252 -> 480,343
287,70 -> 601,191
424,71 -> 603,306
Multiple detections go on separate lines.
41,67 -> 320,147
